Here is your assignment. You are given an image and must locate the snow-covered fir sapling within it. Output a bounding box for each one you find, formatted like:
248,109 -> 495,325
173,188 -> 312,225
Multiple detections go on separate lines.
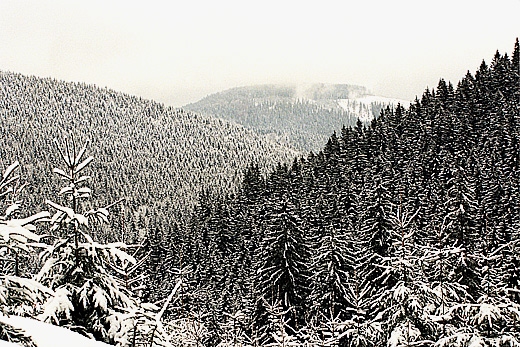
262,299 -> 299,347
0,161 -> 50,347
0,161 -> 50,279
217,310 -> 252,347
312,311 -> 348,347
435,242 -> 520,346
35,137 -> 171,346
167,307 -> 210,347
342,267 -> 383,347
371,204 -> 441,346
0,161 -> 51,312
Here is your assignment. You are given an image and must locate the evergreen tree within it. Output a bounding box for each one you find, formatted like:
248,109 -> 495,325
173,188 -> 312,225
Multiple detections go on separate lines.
0,161 -> 49,347
254,164 -> 311,344
35,138 -> 168,346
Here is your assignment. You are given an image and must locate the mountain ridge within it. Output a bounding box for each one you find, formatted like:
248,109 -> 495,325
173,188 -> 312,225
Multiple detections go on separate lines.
184,83 -> 409,152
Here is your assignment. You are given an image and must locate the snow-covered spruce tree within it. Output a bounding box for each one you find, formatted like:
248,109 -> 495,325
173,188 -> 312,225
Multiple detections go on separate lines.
341,261 -> 384,347
35,138 -> 170,346
370,204 -> 442,346
438,151 -> 480,299
308,221 -> 352,318
413,218 -> 471,346
261,299 -> 300,347
431,153 -> 520,343
0,162 -> 50,279
310,223 -> 351,343
0,161 -> 50,347
216,311 -> 252,347
253,199 -> 310,345
167,307 -> 211,347
434,236 -> 520,346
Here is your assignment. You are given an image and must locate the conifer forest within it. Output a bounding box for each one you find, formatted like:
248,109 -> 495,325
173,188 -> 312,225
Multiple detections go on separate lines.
0,40 -> 519,346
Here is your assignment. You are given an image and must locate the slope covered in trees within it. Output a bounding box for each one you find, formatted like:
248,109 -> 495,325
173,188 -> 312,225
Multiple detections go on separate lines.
172,39 -> 520,346
2,39 -> 520,347
184,84 -> 407,152
0,140 -> 188,347
0,72 -> 299,240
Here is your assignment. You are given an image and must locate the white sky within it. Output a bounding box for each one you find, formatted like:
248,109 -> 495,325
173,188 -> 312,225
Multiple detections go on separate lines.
0,0 -> 519,107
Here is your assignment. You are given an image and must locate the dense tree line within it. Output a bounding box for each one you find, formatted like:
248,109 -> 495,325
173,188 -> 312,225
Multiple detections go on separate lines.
2,39 -> 520,347
0,72 -> 298,243
166,40 -> 520,346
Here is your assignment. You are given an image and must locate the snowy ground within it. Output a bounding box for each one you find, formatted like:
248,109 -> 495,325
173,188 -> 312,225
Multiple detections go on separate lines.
0,315 -> 110,347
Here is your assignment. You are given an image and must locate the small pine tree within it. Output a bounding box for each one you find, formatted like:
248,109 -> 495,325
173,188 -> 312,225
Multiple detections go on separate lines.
262,299 -> 300,347
35,138 -> 169,346
370,204 -> 441,345
0,161 -> 49,280
217,310 -> 252,347
0,161 -> 50,346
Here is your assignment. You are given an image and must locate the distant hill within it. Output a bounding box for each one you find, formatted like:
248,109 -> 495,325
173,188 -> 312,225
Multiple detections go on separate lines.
184,84 -> 410,152
0,71 -> 299,241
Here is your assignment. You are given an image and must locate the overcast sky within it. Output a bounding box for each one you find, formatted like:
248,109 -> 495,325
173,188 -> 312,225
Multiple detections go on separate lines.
0,0 -> 518,107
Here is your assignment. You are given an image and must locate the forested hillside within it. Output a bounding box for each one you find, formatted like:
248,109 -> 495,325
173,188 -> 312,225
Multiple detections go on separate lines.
1,40 -> 520,347
161,40 -> 520,346
184,84 -> 406,152
0,72 -> 299,240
